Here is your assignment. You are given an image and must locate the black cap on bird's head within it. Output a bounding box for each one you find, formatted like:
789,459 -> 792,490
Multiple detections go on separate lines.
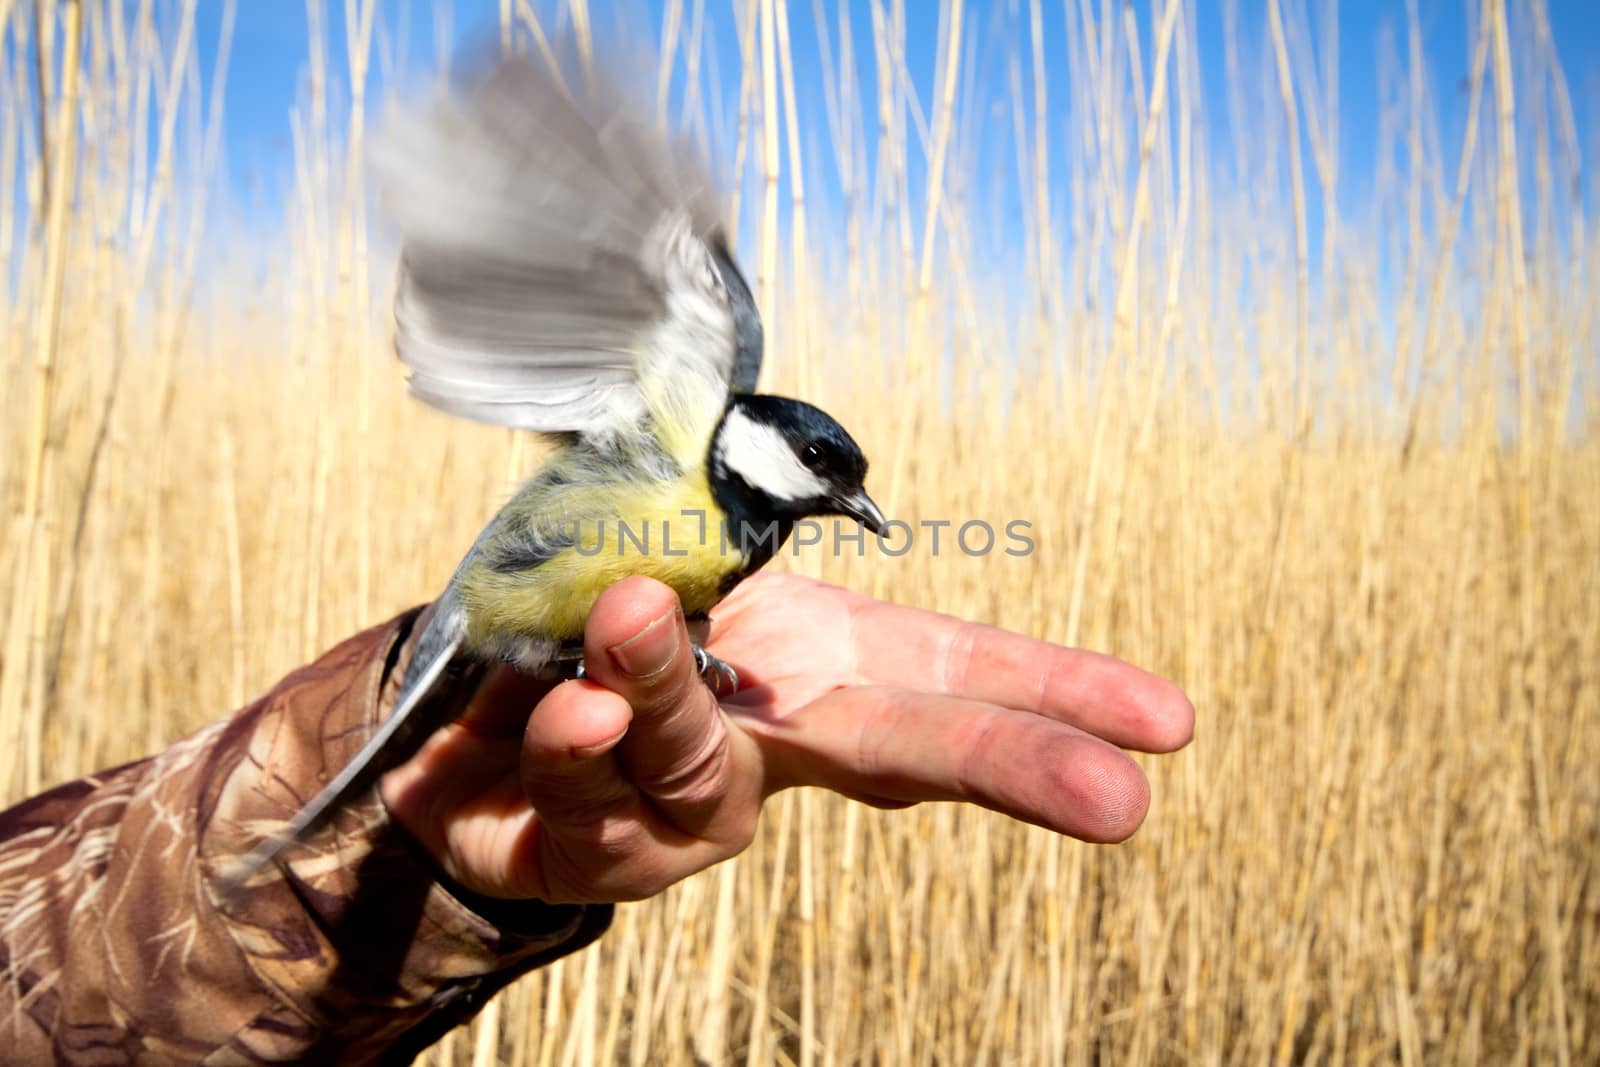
709,395 -> 885,535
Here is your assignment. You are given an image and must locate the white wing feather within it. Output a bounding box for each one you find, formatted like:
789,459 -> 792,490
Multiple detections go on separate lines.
372,49 -> 758,453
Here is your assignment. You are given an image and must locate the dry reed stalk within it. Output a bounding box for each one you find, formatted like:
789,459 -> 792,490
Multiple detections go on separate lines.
1025,0 -> 1053,306
567,0 -> 592,77
1401,4 -> 1490,463
596,910 -> 631,1063
756,0 -> 779,353
694,861 -> 739,1064
725,0 -> 759,248
2,1 -> 1597,1064
874,0 -> 960,528
344,0 -> 376,622
470,997 -> 501,1067
1082,0 -> 1190,653
1259,0 -> 1310,649
773,0 -> 811,409
0,14 -> 20,297
743,789 -> 794,1066
514,0 -> 561,81
1064,0 -> 1180,649
1488,4 -> 1572,1064
3,0 -> 80,795
655,0 -> 682,130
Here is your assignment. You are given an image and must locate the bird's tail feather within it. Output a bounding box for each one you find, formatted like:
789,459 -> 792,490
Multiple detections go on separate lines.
220,619 -> 480,894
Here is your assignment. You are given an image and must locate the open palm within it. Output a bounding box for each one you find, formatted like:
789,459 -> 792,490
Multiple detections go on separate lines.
380,572 -> 1193,901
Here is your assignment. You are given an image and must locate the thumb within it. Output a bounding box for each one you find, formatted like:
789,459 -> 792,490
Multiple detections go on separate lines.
580,577 -> 756,842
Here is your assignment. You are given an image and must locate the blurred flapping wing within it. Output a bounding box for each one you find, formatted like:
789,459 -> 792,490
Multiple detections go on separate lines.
374,48 -> 764,455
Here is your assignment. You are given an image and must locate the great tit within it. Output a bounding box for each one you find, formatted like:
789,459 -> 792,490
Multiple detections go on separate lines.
228,48 -> 884,885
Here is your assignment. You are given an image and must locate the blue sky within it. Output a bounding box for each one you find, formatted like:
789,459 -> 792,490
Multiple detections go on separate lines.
5,1 -> 1593,318
148,1 -> 1587,429
197,0 -> 1598,250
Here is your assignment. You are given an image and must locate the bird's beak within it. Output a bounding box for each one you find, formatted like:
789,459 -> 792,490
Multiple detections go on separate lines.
835,488 -> 887,535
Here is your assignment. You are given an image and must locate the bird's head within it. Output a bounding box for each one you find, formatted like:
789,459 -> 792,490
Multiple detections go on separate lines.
709,395 -> 885,535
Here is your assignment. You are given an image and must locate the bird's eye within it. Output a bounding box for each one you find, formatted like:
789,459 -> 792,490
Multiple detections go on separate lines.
801,442 -> 827,470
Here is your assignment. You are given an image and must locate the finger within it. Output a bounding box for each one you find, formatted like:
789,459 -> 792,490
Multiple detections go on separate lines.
453,661 -> 553,738
849,595 -> 1194,753
386,676 -> 643,900
511,679 -> 756,903
578,577 -> 759,845
749,686 -> 1152,843
519,679 -> 639,833
518,679 -> 675,899
377,664 -> 543,847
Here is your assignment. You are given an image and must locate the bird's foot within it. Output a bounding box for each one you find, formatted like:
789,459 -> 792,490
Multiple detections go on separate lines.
552,642 -> 586,680
550,641 -> 737,695
693,644 -> 740,696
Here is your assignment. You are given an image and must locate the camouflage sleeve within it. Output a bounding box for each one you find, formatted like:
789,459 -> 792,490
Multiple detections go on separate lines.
0,609 -> 612,1063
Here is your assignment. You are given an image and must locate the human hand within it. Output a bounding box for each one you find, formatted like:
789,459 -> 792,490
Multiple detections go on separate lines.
379,572 -> 1194,901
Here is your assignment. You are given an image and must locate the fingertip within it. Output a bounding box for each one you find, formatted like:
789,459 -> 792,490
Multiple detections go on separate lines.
526,679 -> 634,762
580,587 -> 708,724
1137,682 -> 1196,753
588,577 -> 684,649
1099,753 -> 1152,843
1052,744 -> 1151,844
1163,691 -> 1197,752
518,680 -> 644,867
1095,658 -> 1196,753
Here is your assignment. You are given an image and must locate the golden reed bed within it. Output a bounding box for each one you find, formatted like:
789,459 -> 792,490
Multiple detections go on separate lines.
2,0 -> 1594,1062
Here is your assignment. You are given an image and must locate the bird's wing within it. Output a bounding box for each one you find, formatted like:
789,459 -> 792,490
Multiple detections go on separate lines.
220,628 -> 478,895
374,48 -> 764,461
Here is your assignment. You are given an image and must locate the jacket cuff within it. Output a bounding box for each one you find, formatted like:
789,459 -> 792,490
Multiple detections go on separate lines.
199,609 -> 611,1060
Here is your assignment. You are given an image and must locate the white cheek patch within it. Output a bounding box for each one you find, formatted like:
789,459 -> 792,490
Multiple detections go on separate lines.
717,407 -> 829,502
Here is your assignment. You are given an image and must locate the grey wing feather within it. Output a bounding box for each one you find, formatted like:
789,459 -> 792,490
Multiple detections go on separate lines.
373,46 -> 762,439
220,628 -> 473,894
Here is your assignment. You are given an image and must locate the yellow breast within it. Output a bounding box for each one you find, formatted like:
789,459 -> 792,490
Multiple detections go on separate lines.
459,470 -> 745,644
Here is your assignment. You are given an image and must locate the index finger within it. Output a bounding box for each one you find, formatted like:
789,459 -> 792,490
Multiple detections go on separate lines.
847,595 -> 1194,753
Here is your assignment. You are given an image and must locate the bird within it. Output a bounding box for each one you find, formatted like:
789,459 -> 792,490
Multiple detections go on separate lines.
225,46 -> 884,889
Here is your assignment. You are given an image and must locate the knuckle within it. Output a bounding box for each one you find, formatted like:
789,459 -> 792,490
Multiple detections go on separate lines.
632,673 -> 695,718
853,687 -> 911,774
952,713 -> 1006,801
940,621 -> 981,695
529,819 -> 655,903
621,650 -> 699,716
635,717 -> 731,801
527,773 -> 636,831
555,802 -> 646,858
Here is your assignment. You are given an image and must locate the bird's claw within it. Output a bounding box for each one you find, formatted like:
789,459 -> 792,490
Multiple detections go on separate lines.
692,644 -> 739,696
551,643 -> 586,680
555,642 -> 735,694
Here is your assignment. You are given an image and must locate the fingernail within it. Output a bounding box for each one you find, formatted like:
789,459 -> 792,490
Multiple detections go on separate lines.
608,607 -> 680,678
570,728 -> 627,760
